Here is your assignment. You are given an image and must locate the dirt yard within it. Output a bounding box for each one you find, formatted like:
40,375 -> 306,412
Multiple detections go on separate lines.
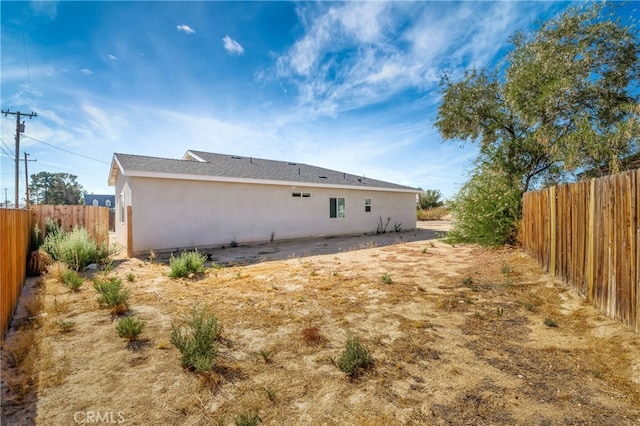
2,222 -> 640,425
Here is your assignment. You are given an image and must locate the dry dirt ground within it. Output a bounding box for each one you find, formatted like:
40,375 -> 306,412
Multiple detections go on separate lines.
2,221 -> 640,425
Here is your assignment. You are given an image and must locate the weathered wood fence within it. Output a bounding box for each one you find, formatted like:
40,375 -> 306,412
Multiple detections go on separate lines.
32,205 -> 110,246
522,169 -> 639,333
0,209 -> 31,341
1,205 -> 110,340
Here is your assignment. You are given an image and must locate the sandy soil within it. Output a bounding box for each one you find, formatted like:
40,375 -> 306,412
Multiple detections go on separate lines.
2,221 -> 639,425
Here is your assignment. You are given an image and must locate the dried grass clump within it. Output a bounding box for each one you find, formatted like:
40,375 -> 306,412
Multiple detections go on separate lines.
29,249 -> 53,275
301,326 -> 326,346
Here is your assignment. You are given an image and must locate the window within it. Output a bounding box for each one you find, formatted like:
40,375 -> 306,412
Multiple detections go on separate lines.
292,192 -> 301,197
119,193 -> 125,223
330,197 -> 345,218
105,199 -> 112,207
292,192 -> 311,198
92,199 -> 99,207
302,193 -> 311,198
365,198 -> 372,213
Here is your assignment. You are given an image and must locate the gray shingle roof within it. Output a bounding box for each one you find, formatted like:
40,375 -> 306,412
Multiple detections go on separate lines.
110,150 -> 418,192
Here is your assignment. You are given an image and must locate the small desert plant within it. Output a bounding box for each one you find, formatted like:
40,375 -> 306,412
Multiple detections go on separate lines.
264,387 -> 276,402
62,269 -> 84,291
381,273 -> 392,284
169,250 -> 207,278
93,277 -> 130,314
544,317 -> 558,327
56,319 -> 76,332
234,411 -> 261,426
338,333 -> 372,378
257,348 -> 273,363
170,305 -> 221,372
116,316 -> 146,341
126,273 -> 135,282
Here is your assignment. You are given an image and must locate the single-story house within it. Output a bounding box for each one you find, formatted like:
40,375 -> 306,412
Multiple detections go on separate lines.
84,194 -> 115,209
108,150 -> 419,255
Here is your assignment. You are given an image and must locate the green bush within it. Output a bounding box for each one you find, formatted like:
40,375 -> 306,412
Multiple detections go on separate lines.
62,269 -> 84,291
169,250 -> 207,278
116,316 -> 146,341
93,277 -> 130,314
338,333 -> 372,378
40,225 -> 113,271
170,305 -> 221,372
446,168 -> 521,247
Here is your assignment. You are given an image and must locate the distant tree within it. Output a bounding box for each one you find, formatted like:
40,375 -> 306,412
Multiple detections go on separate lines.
419,189 -> 444,209
435,2 -> 640,245
29,172 -> 86,205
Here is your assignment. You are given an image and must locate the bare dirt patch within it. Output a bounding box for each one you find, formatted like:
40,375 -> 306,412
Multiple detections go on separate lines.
2,223 -> 639,425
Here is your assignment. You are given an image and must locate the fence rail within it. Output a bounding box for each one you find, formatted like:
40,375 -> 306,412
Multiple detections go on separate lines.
31,205 -> 110,245
0,209 -> 31,341
522,169 -> 639,333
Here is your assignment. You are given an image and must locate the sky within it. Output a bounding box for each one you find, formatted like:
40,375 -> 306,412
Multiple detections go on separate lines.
1,1 -> 627,206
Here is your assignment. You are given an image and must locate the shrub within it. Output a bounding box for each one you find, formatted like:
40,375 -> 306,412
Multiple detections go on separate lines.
446,168 -> 521,247
169,250 -> 207,278
41,225 -> 114,271
93,277 -> 130,314
338,333 -> 372,378
417,207 -> 450,221
381,273 -> 392,284
170,305 -> 221,372
62,269 -> 84,291
116,316 -> 146,341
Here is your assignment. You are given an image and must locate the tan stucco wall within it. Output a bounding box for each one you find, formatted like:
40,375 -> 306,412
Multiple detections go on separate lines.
114,175 -> 416,254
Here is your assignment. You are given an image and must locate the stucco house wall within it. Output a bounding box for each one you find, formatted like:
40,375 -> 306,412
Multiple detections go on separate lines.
114,174 -> 416,254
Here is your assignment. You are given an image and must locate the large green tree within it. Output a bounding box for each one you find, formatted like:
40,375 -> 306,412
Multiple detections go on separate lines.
29,171 -> 86,205
436,3 -> 640,245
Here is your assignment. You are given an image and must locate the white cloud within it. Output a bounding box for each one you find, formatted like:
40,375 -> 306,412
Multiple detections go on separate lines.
177,24 -> 195,34
108,54 -> 117,61
273,2 -> 554,120
222,36 -> 244,55
80,68 -> 94,75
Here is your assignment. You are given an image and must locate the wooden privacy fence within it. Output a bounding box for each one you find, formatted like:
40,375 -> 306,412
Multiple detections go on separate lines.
522,169 -> 639,333
32,205 -> 110,245
0,209 -> 31,341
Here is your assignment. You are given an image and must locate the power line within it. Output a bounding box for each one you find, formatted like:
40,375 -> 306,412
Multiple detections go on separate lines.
22,134 -> 109,164
0,137 -> 14,159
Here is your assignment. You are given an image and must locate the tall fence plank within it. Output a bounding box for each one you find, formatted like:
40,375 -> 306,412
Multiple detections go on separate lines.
523,169 -> 639,333
31,205 -> 109,245
0,209 -> 31,341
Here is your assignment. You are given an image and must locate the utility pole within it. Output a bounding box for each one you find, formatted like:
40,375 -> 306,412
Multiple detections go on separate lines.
24,152 -> 37,208
1,109 -> 37,208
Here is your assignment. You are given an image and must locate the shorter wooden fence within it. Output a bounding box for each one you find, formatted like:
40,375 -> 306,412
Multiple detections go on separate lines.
0,209 -> 31,341
522,169 -> 639,333
32,205 -> 110,245
1,205 -> 110,340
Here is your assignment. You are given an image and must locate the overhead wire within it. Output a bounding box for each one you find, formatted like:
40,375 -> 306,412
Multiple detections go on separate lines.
22,134 -> 109,164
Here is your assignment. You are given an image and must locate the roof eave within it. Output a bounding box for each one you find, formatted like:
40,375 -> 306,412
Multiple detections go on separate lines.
122,170 -> 419,193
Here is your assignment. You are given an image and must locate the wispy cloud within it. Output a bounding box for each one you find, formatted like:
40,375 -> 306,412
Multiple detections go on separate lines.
222,36 -> 244,55
108,54 -> 117,61
30,1 -> 57,20
80,68 -> 94,75
176,24 -> 195,34
274,2 -> 553,119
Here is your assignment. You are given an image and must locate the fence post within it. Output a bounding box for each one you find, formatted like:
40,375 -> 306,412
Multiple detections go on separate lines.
550,186 -> 557,277
126,205 -> 133,258
587,179 -> 595,302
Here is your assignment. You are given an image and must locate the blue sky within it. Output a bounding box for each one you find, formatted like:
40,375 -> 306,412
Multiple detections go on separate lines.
1,1 -> 616,204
